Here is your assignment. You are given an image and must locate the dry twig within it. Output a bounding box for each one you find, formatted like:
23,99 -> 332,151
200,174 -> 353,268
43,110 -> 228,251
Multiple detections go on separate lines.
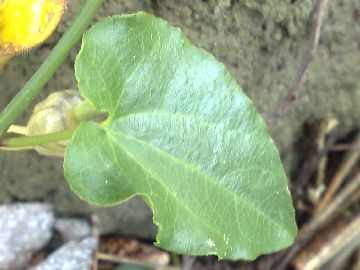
91,215 -> 100,270
266,0 -> 329,125
331,143 -> 360,152
315,119 -> 339,187
315,132 -> 360,213
300,213 -> 360,270
275,171 -> 360,270
97,252 -> 179,270
293,124 -> 340,194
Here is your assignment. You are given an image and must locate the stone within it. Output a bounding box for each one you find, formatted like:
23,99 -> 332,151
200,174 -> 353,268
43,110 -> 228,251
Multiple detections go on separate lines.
54,218 -> 91,242
0,203 -> 54,270
28,237 -> 97,270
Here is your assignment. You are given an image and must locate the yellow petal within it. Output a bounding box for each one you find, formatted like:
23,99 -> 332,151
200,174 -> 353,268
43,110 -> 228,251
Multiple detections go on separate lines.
0,0 -> 65,56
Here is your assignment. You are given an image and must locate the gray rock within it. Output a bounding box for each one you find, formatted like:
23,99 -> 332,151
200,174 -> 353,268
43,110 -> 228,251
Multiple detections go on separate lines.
54,218 -> 91,242
28,237 -> 97,270
0,203 -> 54,270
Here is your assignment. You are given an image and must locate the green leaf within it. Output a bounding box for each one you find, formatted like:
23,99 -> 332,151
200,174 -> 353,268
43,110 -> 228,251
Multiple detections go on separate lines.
64,12 -> 297,260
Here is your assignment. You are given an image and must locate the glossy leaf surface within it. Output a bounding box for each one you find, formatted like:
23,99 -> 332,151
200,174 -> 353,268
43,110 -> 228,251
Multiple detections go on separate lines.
64,12 -> 297,260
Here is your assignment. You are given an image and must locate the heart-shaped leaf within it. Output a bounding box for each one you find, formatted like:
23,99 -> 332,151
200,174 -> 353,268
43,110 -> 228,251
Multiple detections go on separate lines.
64,12 -> 297,260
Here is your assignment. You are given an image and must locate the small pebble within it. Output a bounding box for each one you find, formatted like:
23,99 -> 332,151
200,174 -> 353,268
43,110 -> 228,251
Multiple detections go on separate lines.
54,218 -> 91,242
28,237 -> 98,270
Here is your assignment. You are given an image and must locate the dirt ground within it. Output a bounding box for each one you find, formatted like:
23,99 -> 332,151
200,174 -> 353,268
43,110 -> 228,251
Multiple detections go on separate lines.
0,0 -> 359,269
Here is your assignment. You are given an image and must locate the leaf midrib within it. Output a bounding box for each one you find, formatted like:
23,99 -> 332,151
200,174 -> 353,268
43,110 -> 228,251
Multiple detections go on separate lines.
105,130 -> 253,249
107,125 -> 288,240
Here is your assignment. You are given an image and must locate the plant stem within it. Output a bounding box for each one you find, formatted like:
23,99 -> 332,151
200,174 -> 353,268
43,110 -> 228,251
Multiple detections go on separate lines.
266,0 -> 329,125
75,101 -> 107,122
1,130 -> 74,148
0,0 -> 103,136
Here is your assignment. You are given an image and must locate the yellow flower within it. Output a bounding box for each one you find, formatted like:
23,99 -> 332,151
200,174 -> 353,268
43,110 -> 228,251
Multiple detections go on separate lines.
0,0 -> 65,67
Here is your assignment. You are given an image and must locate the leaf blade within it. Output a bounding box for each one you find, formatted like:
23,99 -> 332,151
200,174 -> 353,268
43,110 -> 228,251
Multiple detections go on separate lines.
65,12 -> 297,260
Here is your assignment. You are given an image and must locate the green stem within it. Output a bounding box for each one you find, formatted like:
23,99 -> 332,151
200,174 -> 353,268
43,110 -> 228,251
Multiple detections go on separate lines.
75,101 -> 107,122
1,130 -> 74,148
0,0 -> 103,136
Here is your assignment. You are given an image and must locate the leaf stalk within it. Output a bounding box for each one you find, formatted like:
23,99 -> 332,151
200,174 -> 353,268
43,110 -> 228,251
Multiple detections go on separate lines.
1,130 -> 74,148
